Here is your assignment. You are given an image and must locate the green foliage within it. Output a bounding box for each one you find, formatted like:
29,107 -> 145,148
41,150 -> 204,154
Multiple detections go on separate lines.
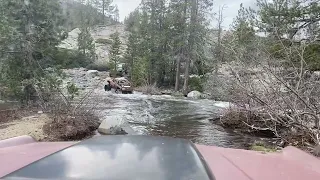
132,57 -> 149,86
92,0 -> 118,23
124,30 -> 139,80
61,0 -> 116,30
110,31 -> 122,71
256,0 -> 320,39
0,0 -> 65,101
106,61 -> 116,70
232,3 -> 256,43
124,10 -> 140,31
124,0 -> 212,88
267,39 -> 296,60
304,43 -> 320,71
189,76 -> 204,92
96,38 -> 113,45
67,82 -> 79,100
78,27 -> 96,61
53,48 -> 92,68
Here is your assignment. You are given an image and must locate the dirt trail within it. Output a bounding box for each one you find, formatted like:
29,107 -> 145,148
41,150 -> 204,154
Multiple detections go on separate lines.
0,114 -> 51,141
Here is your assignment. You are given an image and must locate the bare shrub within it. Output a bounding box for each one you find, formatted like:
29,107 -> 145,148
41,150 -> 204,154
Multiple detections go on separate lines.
43,106 -> 99,141
36,78 -> 104,141
217,35 -> 320,153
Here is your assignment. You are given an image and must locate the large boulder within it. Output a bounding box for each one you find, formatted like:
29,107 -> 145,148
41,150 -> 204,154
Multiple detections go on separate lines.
98,119 -> 136,135
187,91 -> 202,99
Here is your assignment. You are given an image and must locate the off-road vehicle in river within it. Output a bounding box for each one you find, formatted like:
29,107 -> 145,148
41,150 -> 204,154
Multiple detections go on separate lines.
104,77 -> 133,94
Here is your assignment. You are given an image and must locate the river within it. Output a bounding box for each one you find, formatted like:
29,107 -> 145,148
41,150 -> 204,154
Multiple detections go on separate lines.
89,89 -> 271,149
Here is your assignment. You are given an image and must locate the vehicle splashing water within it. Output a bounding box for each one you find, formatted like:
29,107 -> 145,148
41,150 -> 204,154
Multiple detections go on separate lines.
92,89 -> 270,149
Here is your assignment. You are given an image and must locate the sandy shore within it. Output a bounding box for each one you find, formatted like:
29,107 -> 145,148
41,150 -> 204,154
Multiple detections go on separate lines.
0,114 -> 51,141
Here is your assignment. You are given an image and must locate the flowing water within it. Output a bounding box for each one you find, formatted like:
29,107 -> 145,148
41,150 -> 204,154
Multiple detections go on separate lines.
92,90 -> 270,149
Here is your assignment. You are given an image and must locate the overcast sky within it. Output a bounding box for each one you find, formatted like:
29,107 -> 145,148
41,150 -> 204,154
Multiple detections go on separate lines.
112,0 -> 257,29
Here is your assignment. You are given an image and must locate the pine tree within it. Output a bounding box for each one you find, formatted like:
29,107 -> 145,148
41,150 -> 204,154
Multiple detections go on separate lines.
78,27 -> 96,62
124,10 -> 140,31
182,0 -> 213,95
256,0 -> 320,40
110,31 -> 121,71
76,0 -> 97,65
123,0 -> 212,89
125,31 -> 139,79
93,0 -> 114,24
113,5 -> 120,22
232,3 -> 255,45
167,0 -> 188,90
0,0 -> 65,100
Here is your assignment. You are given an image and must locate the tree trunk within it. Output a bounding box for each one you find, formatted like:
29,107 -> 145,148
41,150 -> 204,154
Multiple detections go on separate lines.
175,0 -> 188,92
215,6 -> 223,74
175,55 -> 181,91
183,0 -> 198,96
130,55 -> 134,80
183,59 -> 190,96
114,58 -> 117,72
102,0 -> 105,23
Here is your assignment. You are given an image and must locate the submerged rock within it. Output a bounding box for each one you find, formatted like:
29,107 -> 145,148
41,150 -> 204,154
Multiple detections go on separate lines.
98,119 -> 136,135
187,91 -> 202,99
99,126 -> 128,135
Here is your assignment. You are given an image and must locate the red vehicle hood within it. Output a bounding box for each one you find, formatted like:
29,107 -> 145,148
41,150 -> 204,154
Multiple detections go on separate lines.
197,144 -> 320,180
0,136 -> 319,180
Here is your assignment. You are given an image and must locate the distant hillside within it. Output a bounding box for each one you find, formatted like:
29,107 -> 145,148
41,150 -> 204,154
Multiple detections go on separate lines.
58,24 -> 129,65
59,0 -> 116,31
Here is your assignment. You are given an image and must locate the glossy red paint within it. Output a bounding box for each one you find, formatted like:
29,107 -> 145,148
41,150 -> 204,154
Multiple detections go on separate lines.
196,145 -> 320,180
0,140 -> 76,177
0,135 -> 37,148
1,136 -> 319,179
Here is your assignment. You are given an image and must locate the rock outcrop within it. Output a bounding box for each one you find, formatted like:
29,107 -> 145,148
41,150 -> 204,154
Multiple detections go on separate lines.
58,24 -> 128,65
187,91 -> 202,99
